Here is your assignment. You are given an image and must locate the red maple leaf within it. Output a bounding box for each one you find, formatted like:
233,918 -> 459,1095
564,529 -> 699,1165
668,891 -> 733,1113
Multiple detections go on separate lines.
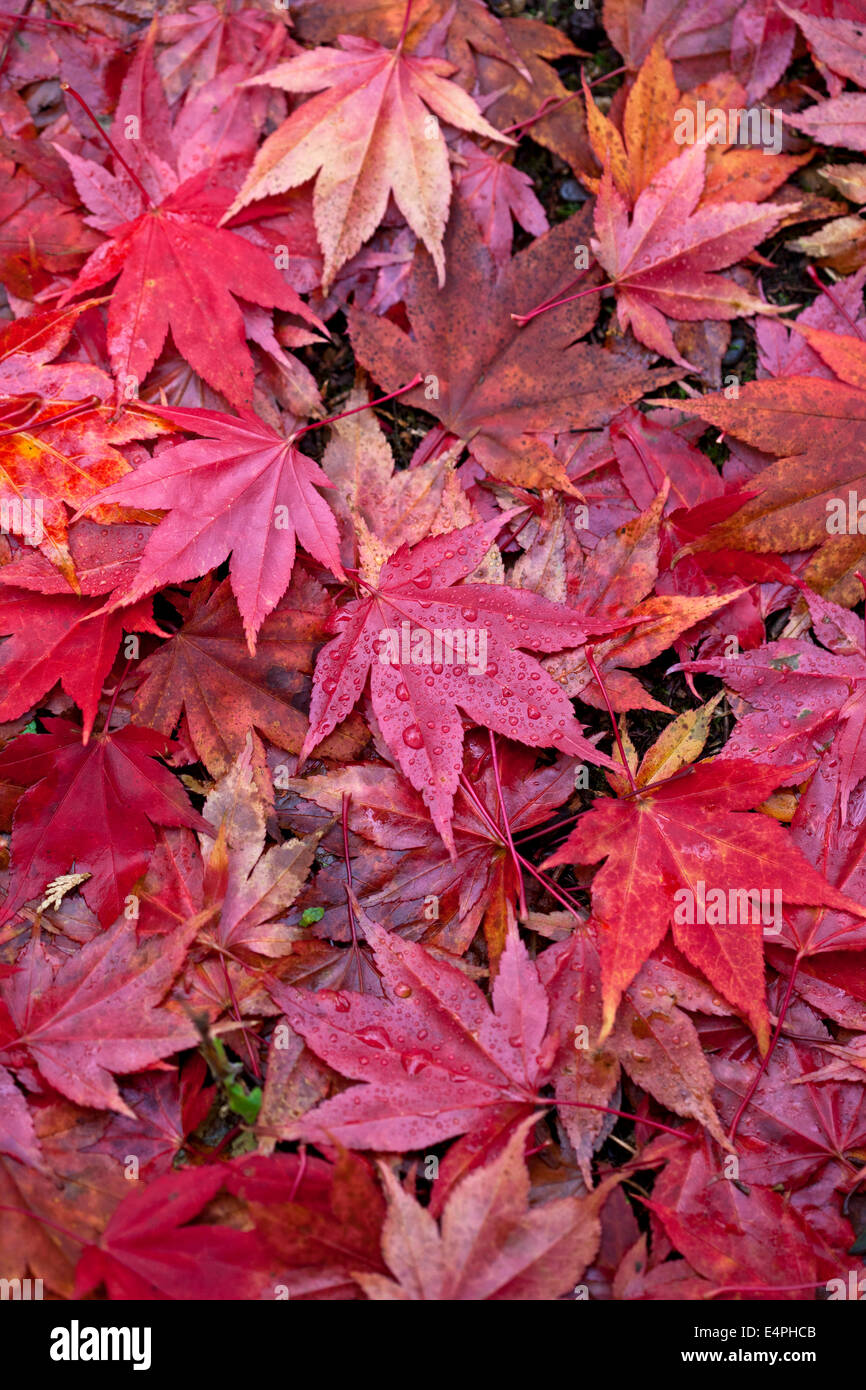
284,731 -> 580,962
269,906 -> 553,1152
301,515 -> 631,849
225,29 -> 511,289
0,522 -> 162,738
236,1148 -> 388,1299
55,36 -> 324,408
78,403 -> 345,651
356,1118 -> 610,1300
630,1136 -> 856,1299
75,1165 -> 273,1299
0,718 -> 211,929
0,918 -> 197,1112
545,758 -> 866,1049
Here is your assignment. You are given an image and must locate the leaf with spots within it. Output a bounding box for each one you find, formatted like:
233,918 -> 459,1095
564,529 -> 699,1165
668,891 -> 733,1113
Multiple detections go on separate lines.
681,584 -> 866,823
268,905 -> 554,1152
302,515 -> 631,851
712,1032 -> 866,1191
349,199 -> 681,493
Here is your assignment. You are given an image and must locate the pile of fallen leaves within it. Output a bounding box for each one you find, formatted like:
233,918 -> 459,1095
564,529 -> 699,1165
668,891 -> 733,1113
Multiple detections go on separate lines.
1,0 -> 866,1303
